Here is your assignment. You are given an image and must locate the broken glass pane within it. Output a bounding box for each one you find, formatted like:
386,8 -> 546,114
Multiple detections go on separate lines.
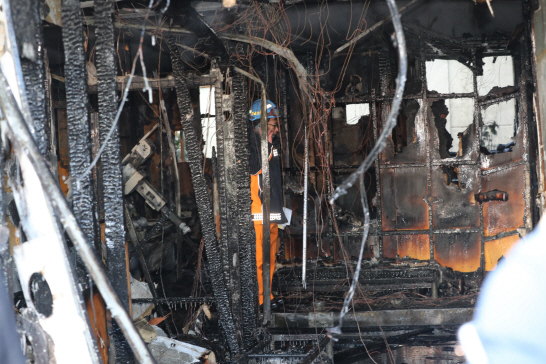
426,60 -> 473,94
477,56 -> 514,96
480,98 -> 517,153
345,103 -> 369,125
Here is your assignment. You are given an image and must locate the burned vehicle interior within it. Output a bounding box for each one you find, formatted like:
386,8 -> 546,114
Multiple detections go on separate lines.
0,0 -> 545,363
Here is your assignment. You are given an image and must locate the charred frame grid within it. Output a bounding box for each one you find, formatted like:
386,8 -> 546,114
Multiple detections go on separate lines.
95,0 -> 133,362
167,37 -> 241,358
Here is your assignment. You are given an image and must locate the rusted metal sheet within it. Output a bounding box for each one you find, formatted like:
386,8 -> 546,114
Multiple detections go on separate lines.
380,167 -> 429,231
484,234 -> 520,271
482,164 -> 526,236
431,165 -> 479,229
380,100 -> 427,164
383,234 -> 430,260
433,232 -> 481,273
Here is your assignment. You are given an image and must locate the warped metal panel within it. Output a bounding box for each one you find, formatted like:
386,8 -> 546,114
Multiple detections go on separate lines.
380,167 -> 429,231
431,165 -> 479,229
434,232 -> 481,273
484,234 -> 520,271
482,164 -> 526,236
383,234 -> 430,260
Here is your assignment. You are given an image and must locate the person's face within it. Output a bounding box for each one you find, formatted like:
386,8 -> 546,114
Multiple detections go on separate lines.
267,117 -> 280,139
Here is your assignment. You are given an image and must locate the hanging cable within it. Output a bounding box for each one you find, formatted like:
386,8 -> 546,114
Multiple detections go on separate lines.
328,0 -> 408,334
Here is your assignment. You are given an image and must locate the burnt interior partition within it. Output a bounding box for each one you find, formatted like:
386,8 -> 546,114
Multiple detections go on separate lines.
275,23 -> 538,304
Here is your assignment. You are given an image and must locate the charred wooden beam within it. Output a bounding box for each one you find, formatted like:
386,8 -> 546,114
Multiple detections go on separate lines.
61,0 -> 98,251
217,70 -> 244,344
94,0 -> 133,362
232,71 -> 258,349
11,0 -> 49,156
167,36 -> 241,359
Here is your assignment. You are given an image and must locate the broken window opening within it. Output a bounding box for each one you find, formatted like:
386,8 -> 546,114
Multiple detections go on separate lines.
345,103 -> 369,125
174,130 -> 186,162
480,98 -> 517,154
431,99 -> 474,158
392,99 -> 420,154
199,86 -> 216,158
477,56 -> 515,96
441,165 -> 464,188
426,59 -> 473,94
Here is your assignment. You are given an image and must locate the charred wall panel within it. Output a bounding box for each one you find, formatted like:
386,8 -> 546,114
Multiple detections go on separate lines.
484,234 -> 520,271
434,232 -> 481,273
482,164 -> 526,236
383,235 -> 430,260
380,167 -> 429,231
431,165 -> 479,229
380,100 -> 427,164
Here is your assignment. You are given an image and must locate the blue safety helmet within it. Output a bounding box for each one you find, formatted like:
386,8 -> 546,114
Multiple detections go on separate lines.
249,99 -> 280,122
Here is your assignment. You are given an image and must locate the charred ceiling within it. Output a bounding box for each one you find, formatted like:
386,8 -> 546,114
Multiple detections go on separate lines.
0,0 -> 543,364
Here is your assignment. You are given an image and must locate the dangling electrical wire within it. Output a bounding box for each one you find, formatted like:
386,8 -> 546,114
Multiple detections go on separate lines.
328,0 -> 407,334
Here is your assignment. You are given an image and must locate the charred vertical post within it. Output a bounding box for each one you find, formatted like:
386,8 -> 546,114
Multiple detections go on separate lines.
233,72 -> 258,348
213,69 -> 231,293
260,88 -> 272,323
222,73 -> 243,343
168,38 -> 240,358
11,0 -> 48,155
94,0 -> 133,362
61,0 -> 98,251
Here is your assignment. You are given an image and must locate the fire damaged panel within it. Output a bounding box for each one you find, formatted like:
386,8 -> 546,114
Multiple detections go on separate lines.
383,235 -> 430,260
431,165 -> 479,229
380,167 -> 429,231
380,100 -> 427,163
434,233 -> 481,273
334,236 -> 376,261
429,99 -> 477,161
483,164 -> 526,236
484,234 -> 520,271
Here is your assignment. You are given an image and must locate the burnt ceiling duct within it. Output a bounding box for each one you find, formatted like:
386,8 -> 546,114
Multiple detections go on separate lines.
167,37 -> 241,358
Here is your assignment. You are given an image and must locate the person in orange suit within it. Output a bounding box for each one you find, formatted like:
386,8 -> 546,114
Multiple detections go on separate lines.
248,99 -> 287,306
